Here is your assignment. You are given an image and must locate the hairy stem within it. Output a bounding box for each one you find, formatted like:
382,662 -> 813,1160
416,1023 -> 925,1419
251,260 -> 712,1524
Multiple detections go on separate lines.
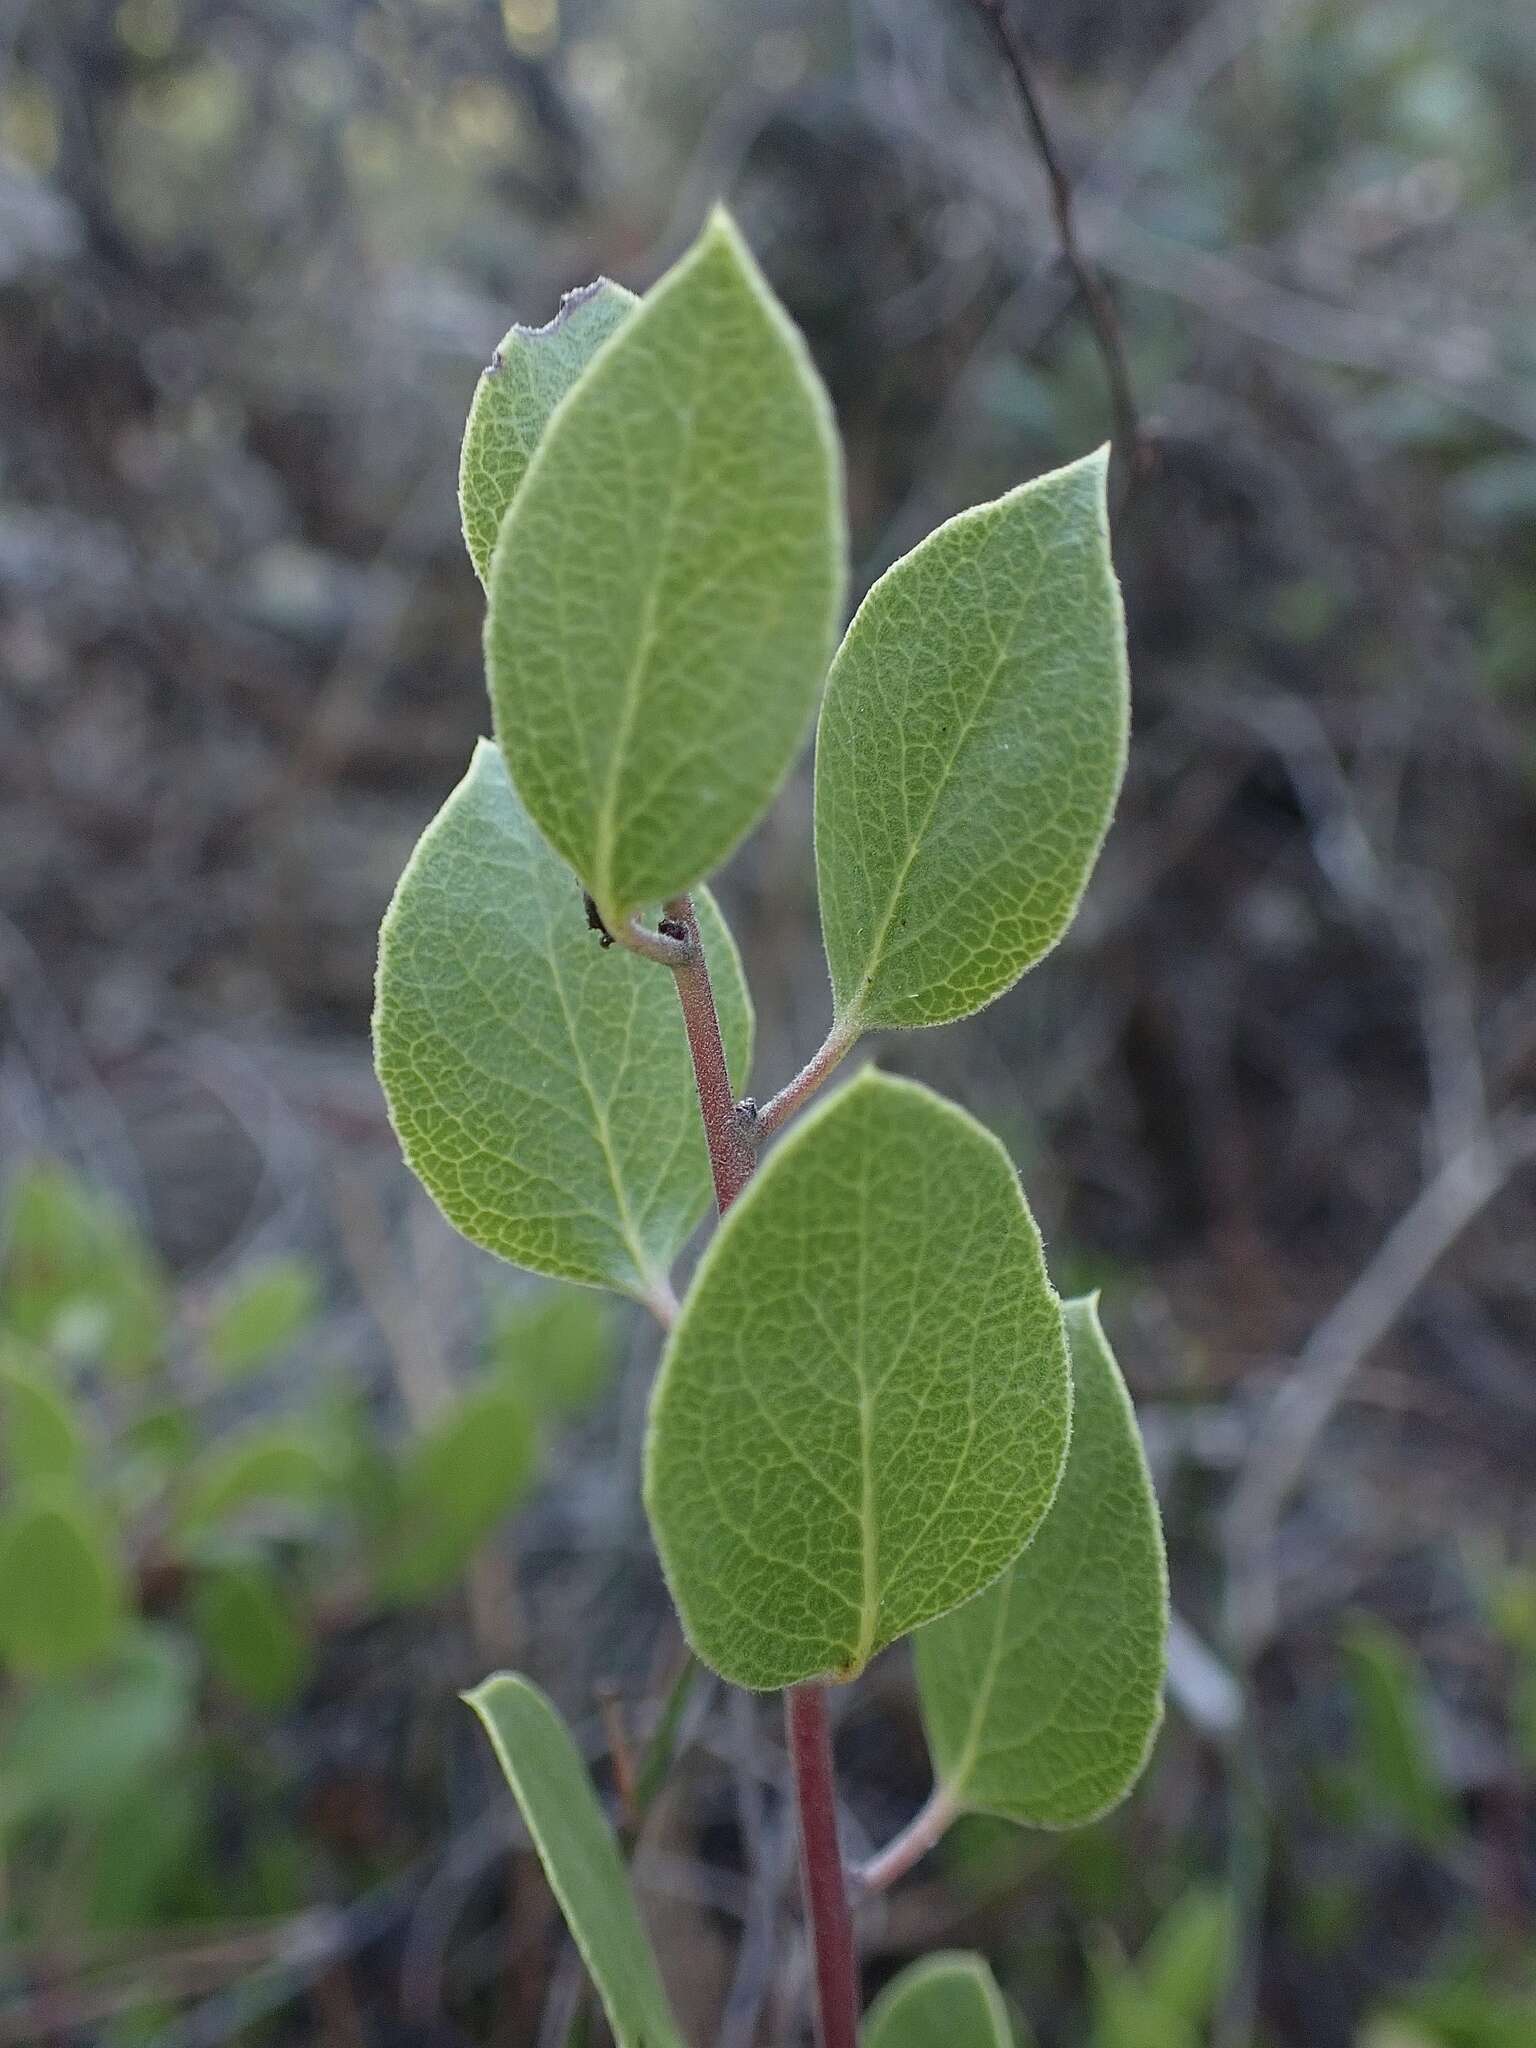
655,904 -> 862,2047
852,1785 -> 957,1894
753,1020 -> 859,1142
661,895 -> 757,1212
786,1685 -> 860,2048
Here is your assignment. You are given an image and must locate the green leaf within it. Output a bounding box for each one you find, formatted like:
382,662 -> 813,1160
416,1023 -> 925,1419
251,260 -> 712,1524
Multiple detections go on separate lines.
815,449 -> 1127,1030
1,1161 -> 166,1372
1340,1614 -> 1454,1847
1138,1885 -> 1234,2027
205,1256 -> 321,1378
487,1288 -> 617,1419
174,1424 -> 340,1543
915,1297 -> 1167,1828
485,207 -> 845,922
460,278 -> 639,587
1,1361 -> 87,1483
375,739 -> 753,1307
645,1071 -> 1069,1689
864,1953 -> 1018,2048
194,1561 -> 311,1707
0,1628 -> 195,1829
466,1673 -> 686,2048
379,1385 -> 536,1600
0,1486 -> 125,1677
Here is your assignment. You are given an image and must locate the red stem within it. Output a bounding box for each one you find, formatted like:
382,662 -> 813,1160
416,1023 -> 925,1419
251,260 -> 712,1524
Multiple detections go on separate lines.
785,1685 -> 860,2048
662,895 -> 756,1213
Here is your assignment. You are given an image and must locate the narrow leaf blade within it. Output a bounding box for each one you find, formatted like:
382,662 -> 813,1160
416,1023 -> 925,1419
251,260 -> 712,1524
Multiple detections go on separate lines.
374,740 -> 753,1304
864,1952 -> 1018,2048
816,448 -> 1127,1030
645,1071 -> 1069,1690
485,207 -> 846,920
915,1296 -> 1167,1829
466,1673 -> 685,2048
459,279 -> 638,586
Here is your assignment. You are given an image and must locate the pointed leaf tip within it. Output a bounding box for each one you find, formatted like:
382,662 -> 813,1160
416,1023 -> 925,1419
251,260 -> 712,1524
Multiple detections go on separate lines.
485,209 -> 846,919
816,446 -> 1127,1030
467,1673 -> 686,2048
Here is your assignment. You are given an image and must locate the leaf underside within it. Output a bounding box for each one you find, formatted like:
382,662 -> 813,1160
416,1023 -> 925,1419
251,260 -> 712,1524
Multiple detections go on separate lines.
915,1296 -> 1168,1829
466,1674 -> 686,2048
374,740 -> 753,1305
459,277 -> 638,588
863,1952 -> 1017,2048
816,447 -> 1127,1031
644,1070 -> 1070,1690
485,207 -> 846,921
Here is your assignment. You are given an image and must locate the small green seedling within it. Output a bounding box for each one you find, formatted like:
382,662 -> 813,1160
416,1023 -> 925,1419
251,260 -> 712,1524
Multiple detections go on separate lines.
375,207 -> 1168,2048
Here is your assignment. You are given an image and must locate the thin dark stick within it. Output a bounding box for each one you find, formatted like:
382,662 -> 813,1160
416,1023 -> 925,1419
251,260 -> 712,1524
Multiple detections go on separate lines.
968,0 -> 1144,487
785,1686 -> 860,2048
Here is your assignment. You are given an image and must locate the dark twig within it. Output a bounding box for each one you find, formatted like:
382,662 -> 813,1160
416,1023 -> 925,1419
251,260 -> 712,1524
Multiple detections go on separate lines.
967,0 -> 1144,490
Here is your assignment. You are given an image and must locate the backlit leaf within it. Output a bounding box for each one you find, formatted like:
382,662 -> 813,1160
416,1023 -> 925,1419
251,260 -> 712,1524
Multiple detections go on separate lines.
915,1297 -> 1167,1829
864,1952 -> 1018,2048
466,1673 -> 685,2048
460,278 -> 638,586
816,449 -> 1127,1029
485,207 -> 845,922
645,1071 -> 1069,1689
375,739 -> 753,1308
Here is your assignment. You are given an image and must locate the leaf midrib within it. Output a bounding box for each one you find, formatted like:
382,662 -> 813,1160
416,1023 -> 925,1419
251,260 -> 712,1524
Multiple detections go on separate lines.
835,548 -> 1044,1024
592,377 -> 702,915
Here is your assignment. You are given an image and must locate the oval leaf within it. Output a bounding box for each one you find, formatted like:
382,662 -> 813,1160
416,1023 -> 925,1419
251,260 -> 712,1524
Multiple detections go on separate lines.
466,1673 -> 685,2048
379,1385 -> 536,1600
206,1256 -> 321,1379
485,207 -> 846,921
1,1361 -> 87,1484
864,1953 -> 1018,2048
375,740 -> 753,1307
645,1071 -> 1069,1690
0,1488 -> 124,1677
816,448 -> 1127,1030
174,1424 -> 341,1543
195,1561 -> 311,1708
915,1297 -> 1167,1829
459,278 -> 638,586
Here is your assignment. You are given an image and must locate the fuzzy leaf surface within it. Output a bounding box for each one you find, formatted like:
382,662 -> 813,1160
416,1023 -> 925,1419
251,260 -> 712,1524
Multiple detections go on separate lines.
816,449 -> 1127,1029
915,1297 -> 1167,1828
466,1674 -> 685,2048
645,1071 -> 1069,1689
863,1952 -> 1017,2048
374,740 -> 752,1306
485,208 -> 845,920
459,279 -> 637,586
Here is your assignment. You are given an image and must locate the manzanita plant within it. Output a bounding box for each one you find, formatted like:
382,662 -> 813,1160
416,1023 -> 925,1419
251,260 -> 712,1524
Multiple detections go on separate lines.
374,208 -> 1169,2048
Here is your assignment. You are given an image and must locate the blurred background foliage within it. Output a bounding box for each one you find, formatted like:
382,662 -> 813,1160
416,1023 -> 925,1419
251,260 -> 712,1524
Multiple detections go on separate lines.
1,0 -> 1535,2043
